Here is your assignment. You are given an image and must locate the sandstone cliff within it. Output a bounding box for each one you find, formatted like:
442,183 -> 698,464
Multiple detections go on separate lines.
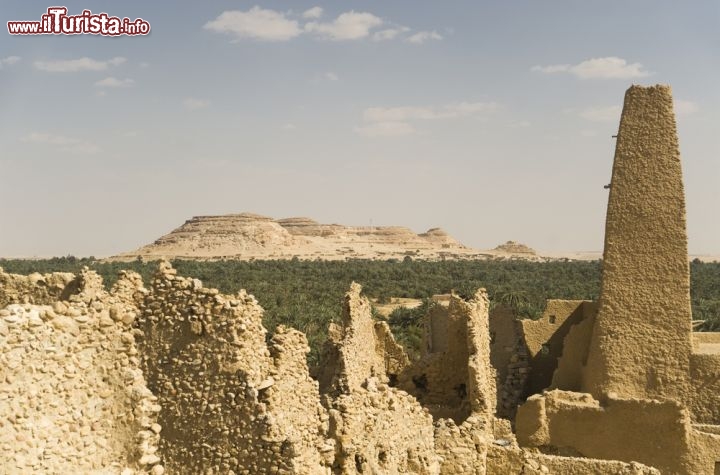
113,213 -> 540,262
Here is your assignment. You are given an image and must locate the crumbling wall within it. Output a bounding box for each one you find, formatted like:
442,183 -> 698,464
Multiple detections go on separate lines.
328,282 -> 399,393
320,286 -> 501,474
486,413 -> 660,474
323,284 -> 440,474
690,353 -> 720,425
316,282 -> 410,394
397,296 -> 474,422
0,274 -> 162,474
487,445 -> 660,475
428,290 -> 497,475
515,389 -> 710,474
0,267 -> 77,307
689,334 -> 720,424
689,428 -> 720,475
328,380 -> 440,474
266,326 -> 332,473
3,259 -> 714,474
465,290 -> 496,421
134,261 -> 328,474
492,300 -> 594,420
550,310 -> 596,391
374,320 -> 411,382
434,416 -> 488,475
583,84 -> 693,403
496,339 -> 529,420
520,300 -> 593,396
314,321 -> 343,394
488,305 -> 528,420
693,332 -> 720,347
488,305 -> 519,389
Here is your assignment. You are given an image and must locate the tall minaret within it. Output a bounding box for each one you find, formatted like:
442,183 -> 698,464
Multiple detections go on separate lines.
583,85 -> 692,402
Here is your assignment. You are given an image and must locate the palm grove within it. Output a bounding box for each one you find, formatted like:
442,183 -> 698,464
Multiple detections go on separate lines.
2,257 -> 718,364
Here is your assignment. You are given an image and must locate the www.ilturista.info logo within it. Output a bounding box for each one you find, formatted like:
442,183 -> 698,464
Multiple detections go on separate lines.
7,7 -> 150,36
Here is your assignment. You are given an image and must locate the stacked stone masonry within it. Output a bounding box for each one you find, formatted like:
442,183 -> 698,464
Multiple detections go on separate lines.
0,268 -> 163,474
0,262 -> 666,474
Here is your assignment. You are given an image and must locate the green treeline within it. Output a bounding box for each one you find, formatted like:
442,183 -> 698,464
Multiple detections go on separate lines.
1,257 -> 719,364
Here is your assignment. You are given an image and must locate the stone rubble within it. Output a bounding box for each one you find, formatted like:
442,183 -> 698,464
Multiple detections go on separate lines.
0,260 -> 663,474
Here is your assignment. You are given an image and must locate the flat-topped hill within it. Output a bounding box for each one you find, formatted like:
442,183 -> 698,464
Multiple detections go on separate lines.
492,240 -> 537,256
111,213 -> 544,262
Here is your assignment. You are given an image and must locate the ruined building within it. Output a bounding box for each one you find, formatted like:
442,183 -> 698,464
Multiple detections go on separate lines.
513,84 -> 720,474
0,84 -> 718,474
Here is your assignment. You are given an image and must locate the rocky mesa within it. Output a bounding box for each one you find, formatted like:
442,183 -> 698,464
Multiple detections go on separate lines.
112,213 -> 539,261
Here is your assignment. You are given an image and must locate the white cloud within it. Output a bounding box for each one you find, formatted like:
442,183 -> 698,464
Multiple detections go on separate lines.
204,7 -> 302,42
305,11 -> 383,40
21,132 -> 101,154
95,77 -> 135,88
203,7 -> 448,46
139,62 -> 150,68
579,105 -> 622,122
204,7 -> 442,45
324,72 -> 339,81
357,101 -> 498,137
34,56 -> 126,72
183,98 -> 210,110
302,6 -> 323,19
0,56 -> 21,68
580,129 -> 598,137
372,26 -> 410,41
363,102 -> 498,122
281,123 -> 297,130
674,99 -> 699,116
405,30 -> 443,44
571,57 -> 651,79
355,121 -> 415,137
531,56 -> 652,79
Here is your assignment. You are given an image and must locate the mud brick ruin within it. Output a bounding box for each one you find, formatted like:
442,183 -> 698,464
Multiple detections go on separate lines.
1,84 -> 719,473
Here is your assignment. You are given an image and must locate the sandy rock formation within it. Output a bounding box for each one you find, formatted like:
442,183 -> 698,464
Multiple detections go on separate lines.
112,214 -> 488,262
491,241 -> 537,256
128,213 -> 302,259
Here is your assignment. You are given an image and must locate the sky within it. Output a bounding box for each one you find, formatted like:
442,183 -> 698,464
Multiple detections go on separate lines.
0,1 -> 718,257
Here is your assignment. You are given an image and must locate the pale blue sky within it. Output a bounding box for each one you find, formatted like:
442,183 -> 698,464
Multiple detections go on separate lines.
1,1 -> 718,257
